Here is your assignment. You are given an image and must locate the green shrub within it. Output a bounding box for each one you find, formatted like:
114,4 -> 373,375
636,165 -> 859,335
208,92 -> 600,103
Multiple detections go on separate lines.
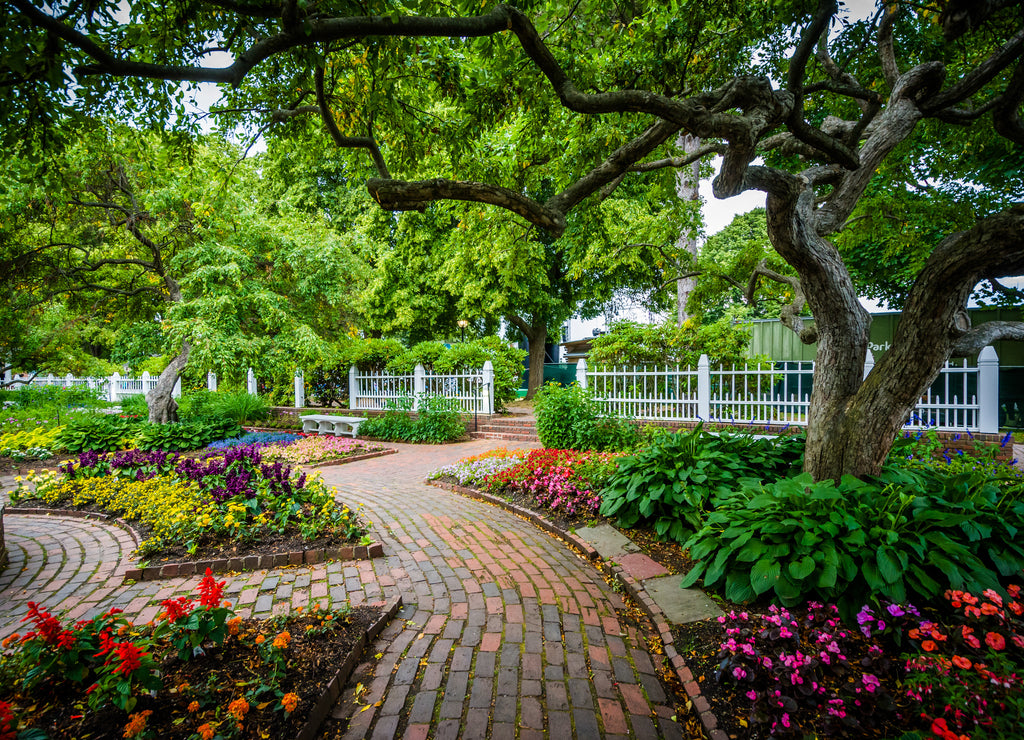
119,394 -> 149,417
533,383 -> 597,449
680,465 -> 1024,616
5,384 -> 105,411
135,419 -> 242,452
588,312 -> 756,367
55,415 -> 139,453
178,390 -> 269,425
359,395 -> 466,443
599,426 -> 803,543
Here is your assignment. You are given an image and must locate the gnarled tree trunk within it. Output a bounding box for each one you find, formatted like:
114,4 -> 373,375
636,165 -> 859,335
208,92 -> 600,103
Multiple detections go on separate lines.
511,316 -> 548,400
147,341 -> 190,424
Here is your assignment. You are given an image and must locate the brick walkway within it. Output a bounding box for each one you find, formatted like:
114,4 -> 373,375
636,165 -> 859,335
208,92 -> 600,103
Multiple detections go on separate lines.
0,441 -> 689,738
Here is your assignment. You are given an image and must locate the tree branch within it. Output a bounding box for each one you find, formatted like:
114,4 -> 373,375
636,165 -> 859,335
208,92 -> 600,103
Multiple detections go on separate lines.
951,321 -> 1024,356
994,58 -> 1024,144
923,26 -> 1024,113
878,3 -> 901,89
746,259 -> 818,344
314,64 -> 391,178
629,143 -> 723,173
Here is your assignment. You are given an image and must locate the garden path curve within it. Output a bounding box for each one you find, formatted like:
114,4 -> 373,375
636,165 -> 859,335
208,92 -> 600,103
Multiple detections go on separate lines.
0,441 -> 688,739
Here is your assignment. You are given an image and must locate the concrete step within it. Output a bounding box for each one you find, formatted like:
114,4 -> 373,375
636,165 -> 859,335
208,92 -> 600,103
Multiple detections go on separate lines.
469,431 -> 540,442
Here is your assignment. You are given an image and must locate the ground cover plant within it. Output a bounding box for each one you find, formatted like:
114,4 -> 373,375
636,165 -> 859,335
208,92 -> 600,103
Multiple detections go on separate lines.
207,431 -> 304,449
0,571 -> 383,739
10,445 -> 368,560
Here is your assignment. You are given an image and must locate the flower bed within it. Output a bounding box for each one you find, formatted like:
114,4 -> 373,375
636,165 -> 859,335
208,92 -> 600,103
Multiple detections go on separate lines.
264,435 -> 388,466
10,446 -> 368,560
430,447 -> 622,520
0,571 -> 388,739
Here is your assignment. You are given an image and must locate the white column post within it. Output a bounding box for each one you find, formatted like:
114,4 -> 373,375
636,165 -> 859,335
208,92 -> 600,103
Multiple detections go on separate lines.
697,354 -> 711,421
863,347 -> 875,381
294,369 -> 305,409
65,373 -> 74,388
348,365 -> 358,409
482,360 -> 495,414
2,365 -> 10,386
413,363 -> 426,412
978,345 -> 999,434
247,368 -> 257,396
207,371 -> 217,392
576,358 -> 588,389
141,371 -> 151,394
109,372 -> 120,403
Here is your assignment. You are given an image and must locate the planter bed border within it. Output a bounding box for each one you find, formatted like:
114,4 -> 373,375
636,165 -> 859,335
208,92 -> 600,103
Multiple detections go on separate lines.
1,508 -> 385,583
429,478 -> 728,740
294,594 -> 403,740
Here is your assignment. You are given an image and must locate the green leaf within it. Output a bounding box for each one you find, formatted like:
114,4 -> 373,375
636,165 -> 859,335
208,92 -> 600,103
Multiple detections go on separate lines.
750,559 -> 780,595
788,555 -> 816,581
876,548 -> 903,584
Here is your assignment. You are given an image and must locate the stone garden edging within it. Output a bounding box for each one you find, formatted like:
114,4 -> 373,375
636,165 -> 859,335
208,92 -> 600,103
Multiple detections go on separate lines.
427,479 -> 728,740
294,594 -> 403,740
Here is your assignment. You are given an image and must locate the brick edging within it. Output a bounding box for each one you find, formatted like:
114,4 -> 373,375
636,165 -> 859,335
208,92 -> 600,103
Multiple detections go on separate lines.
295,595 -> 403,740
428,478 -> 727,740
296,447 -> 398,469
1,506 -> 386,583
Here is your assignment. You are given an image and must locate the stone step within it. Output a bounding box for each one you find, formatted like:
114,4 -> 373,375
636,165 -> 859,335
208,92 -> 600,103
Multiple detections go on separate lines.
469,431 -> 539,442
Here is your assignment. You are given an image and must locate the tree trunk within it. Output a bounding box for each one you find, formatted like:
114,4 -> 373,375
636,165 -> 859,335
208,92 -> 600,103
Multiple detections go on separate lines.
510,316 -> 548,400
674,134 -> 702,325
147,341 -> 190,424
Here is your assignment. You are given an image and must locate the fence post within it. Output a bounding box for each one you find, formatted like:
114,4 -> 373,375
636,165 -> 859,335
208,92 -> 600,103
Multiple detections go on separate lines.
2,365 -> 10,386
576,359 -> 588,389
207,371 -> 217,392
141,371 -> 150,393
698,354 -> 711,421
978,345 -> 999,434
110,372 -> 120,403
247,368 -> 257,395
863,348 -> 875,380
482,360 -> 495,414
294,369 -> 305,409
64,372 -> 74,388
348,365 -> 358,409
413,364 -> 425,412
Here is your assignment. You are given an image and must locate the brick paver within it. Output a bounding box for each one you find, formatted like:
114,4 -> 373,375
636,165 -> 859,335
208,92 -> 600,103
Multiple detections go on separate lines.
0,440 -> 688,737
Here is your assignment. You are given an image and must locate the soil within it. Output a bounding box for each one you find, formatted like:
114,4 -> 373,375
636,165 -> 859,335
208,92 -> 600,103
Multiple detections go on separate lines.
0,452 -> 78,477
2,605 -> 384,740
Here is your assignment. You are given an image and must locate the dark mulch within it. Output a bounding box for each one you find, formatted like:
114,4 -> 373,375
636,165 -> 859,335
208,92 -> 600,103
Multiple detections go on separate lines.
3,606 -> 383,740
0,452 -> 77,477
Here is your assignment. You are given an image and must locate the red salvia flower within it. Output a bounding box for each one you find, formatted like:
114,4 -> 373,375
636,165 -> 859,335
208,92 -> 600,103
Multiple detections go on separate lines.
197,568 -> 226,608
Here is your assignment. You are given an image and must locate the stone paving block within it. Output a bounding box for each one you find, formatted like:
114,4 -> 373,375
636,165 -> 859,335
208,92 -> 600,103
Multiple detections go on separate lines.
642,574 -> 725,624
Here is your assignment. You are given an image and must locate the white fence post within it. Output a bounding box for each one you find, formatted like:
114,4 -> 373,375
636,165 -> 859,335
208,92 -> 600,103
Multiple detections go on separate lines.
482,360 -> 495,414
576,359 -> 588,389
294,369 -> 305,409
413,364 -> 425,411
697,354 -> 711,421
64,372 -> 74,387
978,345 -> 999,433
863,348 -> 875,380
207,371 -> 217,392
348,365 -> 358,409
141,371 -> 150,393
2,365 -> 10,385
247,368 -> 257,396
109,372 -> 120,402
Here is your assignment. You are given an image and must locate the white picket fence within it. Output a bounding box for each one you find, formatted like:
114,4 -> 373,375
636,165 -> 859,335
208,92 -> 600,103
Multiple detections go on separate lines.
348,362 -> 495,414
577,346 -> 1000,433
6,371 -> 179,402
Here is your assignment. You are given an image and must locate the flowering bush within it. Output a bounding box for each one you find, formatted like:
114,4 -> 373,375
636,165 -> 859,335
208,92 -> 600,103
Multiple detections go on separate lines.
0,573 -> 345,739
428,448 -> 527,487
894,585 -> 1024,739
12,446 -> 368,557
0,426 -> 63,451
480,448 -> 622,518
264,435 -> 384,465
207,431 -> 303,449
715,602 -> 898,737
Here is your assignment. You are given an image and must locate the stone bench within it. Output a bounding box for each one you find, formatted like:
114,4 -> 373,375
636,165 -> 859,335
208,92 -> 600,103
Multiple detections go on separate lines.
299,414 -> 366,437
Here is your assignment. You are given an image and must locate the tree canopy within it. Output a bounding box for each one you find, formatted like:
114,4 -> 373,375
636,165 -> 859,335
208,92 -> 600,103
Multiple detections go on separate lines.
3,0 -> 1023,479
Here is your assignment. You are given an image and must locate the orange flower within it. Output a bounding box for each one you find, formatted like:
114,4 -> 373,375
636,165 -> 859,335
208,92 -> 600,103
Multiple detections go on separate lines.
296,606 -> 304,614
980,602 -> 1000,616
122,710 -> 152,738
908,628 -> 921,640
188,701 -> 200,713
985,631 -> 1006,651
921,640 -> 937,652
982,588 -> 1003,607
272,631 -> 291,650
228,697 -> 250,721
281,693 -> 300,713
197,723 -> 215,740
255,635 -> 265,645
1,634 -> 19,648
1009,601 -> 1023,616
227,616 -> 242,635
951,655 -> 972,670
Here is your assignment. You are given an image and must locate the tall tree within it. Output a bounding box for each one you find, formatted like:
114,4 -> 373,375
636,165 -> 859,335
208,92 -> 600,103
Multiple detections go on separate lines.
5,0 -> 1023,479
